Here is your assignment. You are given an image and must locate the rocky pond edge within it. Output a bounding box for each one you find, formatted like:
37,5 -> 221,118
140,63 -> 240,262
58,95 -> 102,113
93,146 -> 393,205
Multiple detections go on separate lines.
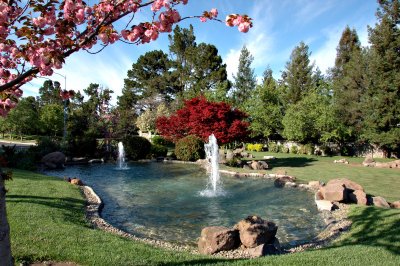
80,165 -> 352,259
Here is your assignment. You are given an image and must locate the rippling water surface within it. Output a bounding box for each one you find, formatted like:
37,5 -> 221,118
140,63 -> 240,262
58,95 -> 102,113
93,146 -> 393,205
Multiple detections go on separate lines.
46,162 -> 325,245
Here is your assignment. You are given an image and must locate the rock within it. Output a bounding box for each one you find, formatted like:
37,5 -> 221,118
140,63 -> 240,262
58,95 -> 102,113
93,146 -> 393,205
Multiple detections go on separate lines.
250,161 -> 263,170
240,152 -> 249,158
235,216 -> 278,248
275,169 -> 287,176
374,162 -> 389,168
226,150 -> 234,160
246,238 -> 281,257
362,156 -> 375,167
315,191 -> 324,200
285,182 -> 297,188
258,161 -> 269,169
372,196 -> 390,208
70,178 -> 84,186
389,201 -> 400,209
319,183 -> 346,202
348,190 -> 367,205
263,156 -> 276,160
308,181 -> 321,190
63,176 -> 71,182
334,158 -> 349,164
274,176 -> 296,188
315,200 -> 334,211
198,226 -> 239,255
89,158 -> 103,164
41,151 -> 66,169
326,178 -> 364,192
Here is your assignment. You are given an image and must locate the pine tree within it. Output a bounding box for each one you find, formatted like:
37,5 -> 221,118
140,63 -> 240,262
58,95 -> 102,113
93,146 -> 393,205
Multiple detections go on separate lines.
282,41 -> 314,105
362,0 -> 400,155
232,45 -> 256,109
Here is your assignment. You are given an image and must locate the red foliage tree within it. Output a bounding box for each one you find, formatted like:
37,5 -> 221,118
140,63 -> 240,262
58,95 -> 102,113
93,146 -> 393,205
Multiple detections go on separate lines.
156,96 -> 249,144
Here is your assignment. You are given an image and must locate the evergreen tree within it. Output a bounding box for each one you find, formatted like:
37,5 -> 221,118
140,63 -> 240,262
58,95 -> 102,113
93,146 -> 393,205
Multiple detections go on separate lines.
232,45 -> 256,109
282,41 -> 314,105
246,67 -> 283,139
363,0 -> 400,155
37,80 -> 63,106
122,50 -> 175,106
168,25 -> 197,95
331,27 -> 365,143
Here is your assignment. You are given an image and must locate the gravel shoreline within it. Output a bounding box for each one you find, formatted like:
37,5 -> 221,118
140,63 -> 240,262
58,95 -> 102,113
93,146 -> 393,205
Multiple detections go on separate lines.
81,180 -> 352,259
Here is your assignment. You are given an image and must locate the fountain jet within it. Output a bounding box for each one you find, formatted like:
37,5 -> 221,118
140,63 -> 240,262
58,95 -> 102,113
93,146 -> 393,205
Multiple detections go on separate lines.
200,134 -> 224,197
116,142 -> 128,170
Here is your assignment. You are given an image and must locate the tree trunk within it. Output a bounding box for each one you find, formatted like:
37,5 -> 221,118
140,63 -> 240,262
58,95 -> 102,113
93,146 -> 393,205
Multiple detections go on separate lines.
0,170 -> 13,266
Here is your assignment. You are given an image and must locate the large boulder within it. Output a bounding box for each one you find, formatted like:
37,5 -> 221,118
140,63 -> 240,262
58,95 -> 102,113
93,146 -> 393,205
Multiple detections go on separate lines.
41,151 -> 66,169
362,156 -> 375,167
348,190 -> 367,205
372,196 -> 390,208
319,178 -> 365,202
235,216 -> 278,248
319,182 -> 346,202
250,161 -> 269,170
198,226 -> 239,255
390,201 -> 400,209
246,238 -> 281,257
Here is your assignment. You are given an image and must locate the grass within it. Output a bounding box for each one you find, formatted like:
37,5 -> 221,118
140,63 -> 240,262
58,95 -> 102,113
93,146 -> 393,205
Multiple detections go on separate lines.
5,157 -> 400,265
221,152 -> 400,202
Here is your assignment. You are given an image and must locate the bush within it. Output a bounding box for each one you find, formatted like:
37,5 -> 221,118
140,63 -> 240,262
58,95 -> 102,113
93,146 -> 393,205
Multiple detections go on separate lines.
320,145 -> 333,156
30,137 -> 62,159
175,135 -> 205,161
281,146 -> 289,153
67,135 -> 98,157
299,144 -> 314,155
150,144 -> 168,158
123,135 -> 152,160
246,143 -> 263,152
268,142 -> 281,153
151,135 -> 174,147
290,146 -> 298,154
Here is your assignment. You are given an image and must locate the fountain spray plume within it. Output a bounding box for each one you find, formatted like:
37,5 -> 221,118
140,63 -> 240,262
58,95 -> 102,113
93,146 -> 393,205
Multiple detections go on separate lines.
201,134 -> 224,197
116,141 -> 128,170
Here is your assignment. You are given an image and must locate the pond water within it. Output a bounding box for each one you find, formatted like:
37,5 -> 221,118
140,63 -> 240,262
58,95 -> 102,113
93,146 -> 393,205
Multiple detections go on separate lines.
46,162 -> 325,246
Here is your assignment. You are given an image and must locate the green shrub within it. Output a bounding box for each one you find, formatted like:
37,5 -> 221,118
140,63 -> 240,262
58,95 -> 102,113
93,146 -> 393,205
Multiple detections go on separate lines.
303,144 -> 315,155
151,136 -> 174,147
268,142 -> 281,153
281,146 -> 289,153
30,137 -> 61,159
123,136 -> 152,160
150,144 -> 168,158
320,145 -> 333,156
290,146 -> 298,154
175,135 -> 205,161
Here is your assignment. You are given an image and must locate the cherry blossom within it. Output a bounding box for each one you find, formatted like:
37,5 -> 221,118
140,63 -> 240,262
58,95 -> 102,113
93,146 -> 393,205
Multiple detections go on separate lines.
0,0 -> 252,116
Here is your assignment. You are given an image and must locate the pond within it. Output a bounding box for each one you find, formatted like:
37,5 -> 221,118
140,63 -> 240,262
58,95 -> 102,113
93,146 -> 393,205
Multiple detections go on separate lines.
46,162 -> 325,246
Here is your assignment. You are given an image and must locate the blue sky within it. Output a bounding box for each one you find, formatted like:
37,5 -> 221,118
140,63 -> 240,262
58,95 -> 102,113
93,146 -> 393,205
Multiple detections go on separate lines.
22,0 -> 379,104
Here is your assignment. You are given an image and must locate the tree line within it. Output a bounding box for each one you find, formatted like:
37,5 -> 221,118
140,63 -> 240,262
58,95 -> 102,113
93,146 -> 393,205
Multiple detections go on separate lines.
1,1 -> 399,156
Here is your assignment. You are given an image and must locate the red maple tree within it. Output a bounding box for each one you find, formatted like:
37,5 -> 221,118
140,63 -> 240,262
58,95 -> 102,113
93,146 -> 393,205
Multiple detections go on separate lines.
156,96 -> 249,144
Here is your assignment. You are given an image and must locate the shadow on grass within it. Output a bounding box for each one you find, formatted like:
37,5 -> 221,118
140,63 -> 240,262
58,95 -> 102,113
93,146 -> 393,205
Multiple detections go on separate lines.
268,157 -> 317,168
160,258 -> 245,266
328,207 -> 400,255
7,195 -> 88,226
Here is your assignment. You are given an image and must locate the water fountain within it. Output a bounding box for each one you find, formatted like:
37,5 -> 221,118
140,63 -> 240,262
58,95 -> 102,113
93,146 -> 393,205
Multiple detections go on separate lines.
116,142 -> 128,170
200,134 -> 224,197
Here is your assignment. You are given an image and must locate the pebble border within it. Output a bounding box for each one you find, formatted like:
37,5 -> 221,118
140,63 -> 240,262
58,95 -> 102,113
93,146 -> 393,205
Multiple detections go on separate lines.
80,161 -> 352,259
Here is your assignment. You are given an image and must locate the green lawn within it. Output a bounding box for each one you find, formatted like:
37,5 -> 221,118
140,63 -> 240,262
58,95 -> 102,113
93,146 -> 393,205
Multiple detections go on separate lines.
222,152 -> 400,202
6,161 -> 400,265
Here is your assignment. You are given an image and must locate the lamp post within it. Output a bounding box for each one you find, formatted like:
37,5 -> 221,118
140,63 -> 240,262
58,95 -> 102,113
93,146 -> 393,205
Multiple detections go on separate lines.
53,72 -> 67,141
